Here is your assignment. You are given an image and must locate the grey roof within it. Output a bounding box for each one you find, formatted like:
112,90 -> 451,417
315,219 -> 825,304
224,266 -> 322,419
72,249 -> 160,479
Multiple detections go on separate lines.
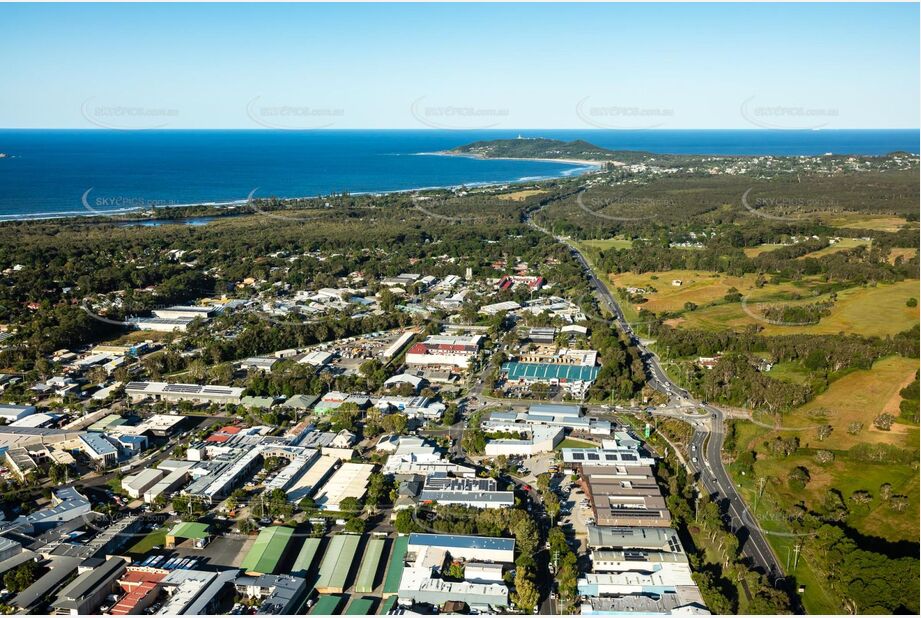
235,574 -> 306,614
183,569 -> 239,615
528,403 -> 581,416
80,432 -> 118,456
0,549 -> 34,576
13,555 -> 81,609
12,487 -> 91,531
586,525 -> 683,552
52,556 -> 126,609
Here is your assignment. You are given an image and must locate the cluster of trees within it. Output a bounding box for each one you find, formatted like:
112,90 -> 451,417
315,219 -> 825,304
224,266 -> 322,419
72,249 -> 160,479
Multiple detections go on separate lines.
761,299 -> 834,325
538,168 -> 919,247
393,502 -> 545,613
898,371 -> 920,423
649,327 -> 919,414
0,184 -> 590,375
653,440 -> 796,614
808,525 -> 919,614
586,319 -> 647,401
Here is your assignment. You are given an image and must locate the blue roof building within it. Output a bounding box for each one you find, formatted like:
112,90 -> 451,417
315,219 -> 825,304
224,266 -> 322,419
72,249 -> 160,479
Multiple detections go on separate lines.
407,533 -> 515,562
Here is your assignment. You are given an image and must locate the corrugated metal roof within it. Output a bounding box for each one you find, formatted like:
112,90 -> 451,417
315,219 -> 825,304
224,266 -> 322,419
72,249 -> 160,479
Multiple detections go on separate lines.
408,533 -> 515,551
354,537 -> 386,593
346,597 -> 376,615
167,521 -> 210,540
315,534 -> 360,593
308,595 -> 343,615
240,526 -> 293,574
382,535 -> 409,595
502,362 -> 599,382
291,537 -> 321,574
378,595 -> 398,614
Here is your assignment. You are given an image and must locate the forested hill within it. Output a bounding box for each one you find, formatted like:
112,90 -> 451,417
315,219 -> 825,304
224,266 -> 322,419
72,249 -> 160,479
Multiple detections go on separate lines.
448,138 -> 692,165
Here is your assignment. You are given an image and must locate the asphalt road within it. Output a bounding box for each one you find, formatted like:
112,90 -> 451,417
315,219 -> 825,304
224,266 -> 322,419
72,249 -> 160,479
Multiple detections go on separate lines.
527,202 -> 784,579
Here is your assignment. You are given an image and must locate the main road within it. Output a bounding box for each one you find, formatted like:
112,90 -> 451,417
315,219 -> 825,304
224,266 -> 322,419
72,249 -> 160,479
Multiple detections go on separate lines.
526,198 -> 784,579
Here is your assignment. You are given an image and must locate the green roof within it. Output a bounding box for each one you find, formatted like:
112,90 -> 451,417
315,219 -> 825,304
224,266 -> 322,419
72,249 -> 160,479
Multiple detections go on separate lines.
240,526 -> 293,574
89,414 -> 126,432
382,535 -> 409,595
378,596 -> 397,615
346,597 -> 376,615
315,535 -> 361,593
309,595 -> 343,615
292,538 -> 322,574
354,537 -> 386,593
167,521 -> 210,540
502,361 -> 599,382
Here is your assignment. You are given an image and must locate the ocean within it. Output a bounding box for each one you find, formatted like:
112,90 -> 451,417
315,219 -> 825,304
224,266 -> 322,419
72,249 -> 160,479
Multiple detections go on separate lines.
0,129 -> 917,220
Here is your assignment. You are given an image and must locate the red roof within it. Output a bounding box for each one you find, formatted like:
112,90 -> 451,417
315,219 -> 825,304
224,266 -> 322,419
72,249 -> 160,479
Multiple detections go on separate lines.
220,426 -> 242,434
408,343 -> 428,354
120,569 -> 166,585
206,434 -> 231,443
111,582 -> 159,615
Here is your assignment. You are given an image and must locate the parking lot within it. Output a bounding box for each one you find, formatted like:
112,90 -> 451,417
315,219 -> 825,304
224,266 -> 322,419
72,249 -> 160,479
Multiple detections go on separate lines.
172,534 -> 253,570
557,481 -> 592,552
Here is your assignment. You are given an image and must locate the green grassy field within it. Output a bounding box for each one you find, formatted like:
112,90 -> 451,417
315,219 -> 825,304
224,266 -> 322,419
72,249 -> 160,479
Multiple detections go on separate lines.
556,437 -> 597,449
582,237 -> 634,251
743,243 -> 787,257
765,361 -> 814,385
678,279 -> 919,337
727,356 -> 920,612
795,237 -> 869,259
819,212 -> 917,233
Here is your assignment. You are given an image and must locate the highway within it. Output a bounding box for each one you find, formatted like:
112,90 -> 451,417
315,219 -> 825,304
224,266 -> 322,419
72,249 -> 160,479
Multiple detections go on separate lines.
527,200 -> 784,579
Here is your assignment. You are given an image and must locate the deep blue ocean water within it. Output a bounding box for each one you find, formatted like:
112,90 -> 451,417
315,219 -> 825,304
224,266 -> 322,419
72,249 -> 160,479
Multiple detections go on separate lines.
0,129 -> 917,220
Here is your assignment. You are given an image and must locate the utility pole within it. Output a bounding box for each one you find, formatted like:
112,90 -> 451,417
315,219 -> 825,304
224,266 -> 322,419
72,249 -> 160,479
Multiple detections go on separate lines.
792,541 -> 802,571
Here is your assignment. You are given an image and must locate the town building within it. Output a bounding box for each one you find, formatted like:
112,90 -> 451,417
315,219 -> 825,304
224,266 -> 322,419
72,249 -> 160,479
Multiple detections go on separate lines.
125,381 -> 244,405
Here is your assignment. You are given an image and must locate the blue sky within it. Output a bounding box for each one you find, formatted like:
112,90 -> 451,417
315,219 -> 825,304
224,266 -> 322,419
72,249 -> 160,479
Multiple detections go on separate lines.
1,2 -> 918,129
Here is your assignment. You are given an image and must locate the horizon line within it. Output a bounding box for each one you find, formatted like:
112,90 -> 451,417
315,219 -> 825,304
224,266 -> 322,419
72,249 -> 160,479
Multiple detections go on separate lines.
1,127 -> 919,132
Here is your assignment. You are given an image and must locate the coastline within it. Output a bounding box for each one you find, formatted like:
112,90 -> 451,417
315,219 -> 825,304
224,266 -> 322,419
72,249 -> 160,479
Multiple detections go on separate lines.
429,149 -> 608,169
0,155 -> 598,224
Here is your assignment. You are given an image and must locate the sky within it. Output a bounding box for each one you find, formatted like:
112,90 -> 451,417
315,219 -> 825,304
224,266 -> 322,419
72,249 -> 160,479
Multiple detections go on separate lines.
0,2 -> 918,129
